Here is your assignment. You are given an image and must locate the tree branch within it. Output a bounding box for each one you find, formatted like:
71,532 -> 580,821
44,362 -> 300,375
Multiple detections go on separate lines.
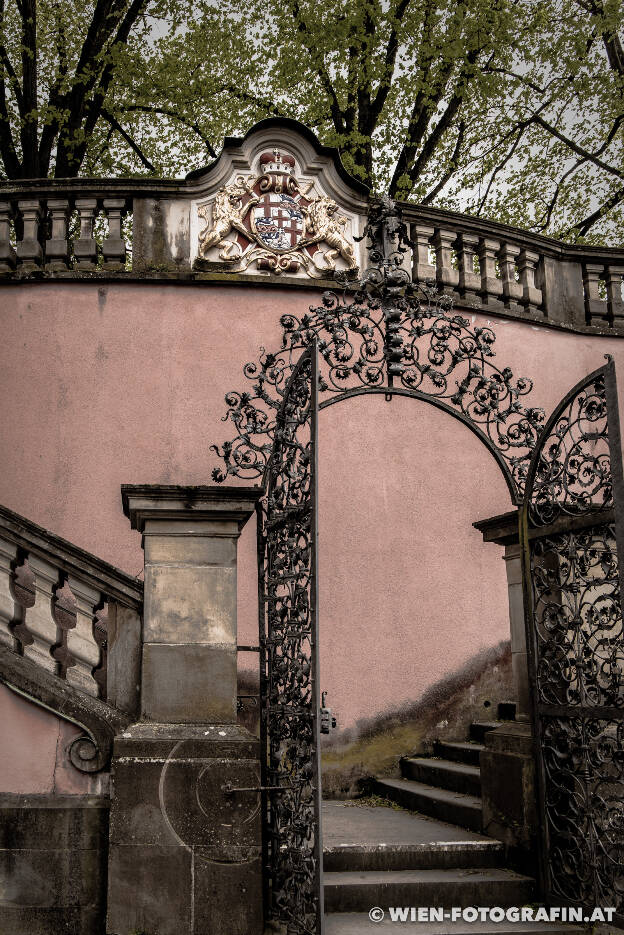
19,0 -> 38,176
421,118 -> 466,204
563,183 -> 624,238
123,103 -> 217,158
530,113 -> 623,178
100,107 -> 155,170
288,0 -> 345,134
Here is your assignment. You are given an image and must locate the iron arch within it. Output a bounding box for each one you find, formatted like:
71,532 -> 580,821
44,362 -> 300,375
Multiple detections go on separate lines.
211,198 -> 544,505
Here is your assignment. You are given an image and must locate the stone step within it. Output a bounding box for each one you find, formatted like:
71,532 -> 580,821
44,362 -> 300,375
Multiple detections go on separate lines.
433,740 -> 484,767
497,700 -> 517,721
470,720 -> 504,743
324,914 -> 584,933
370,778 -> 482,833
323,839 -> 503,872
323,867 -> 534,913
401,757 -> 481,796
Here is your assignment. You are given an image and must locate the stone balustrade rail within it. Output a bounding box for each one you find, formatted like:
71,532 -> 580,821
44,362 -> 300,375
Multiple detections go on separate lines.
1,179 -> 623,333
0,503 -> 143,703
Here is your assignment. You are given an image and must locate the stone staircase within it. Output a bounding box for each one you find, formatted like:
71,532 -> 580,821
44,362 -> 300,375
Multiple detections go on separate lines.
370,704 -> 515,835
322,702 -> 577,933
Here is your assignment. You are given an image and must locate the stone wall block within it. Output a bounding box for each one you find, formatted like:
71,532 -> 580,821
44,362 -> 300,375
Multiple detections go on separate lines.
480,722 -> 537,873
0,794 -> 109,935
45,198 -> 70,271
23,555 -> 60,673
144,563 -> 236,646
0,201 -> 16,272
15,199 -> 43,270
141,642 -> 237,722
66,575 -> 102,697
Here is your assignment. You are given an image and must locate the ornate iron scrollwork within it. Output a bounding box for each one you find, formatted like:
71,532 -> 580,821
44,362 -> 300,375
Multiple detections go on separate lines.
211,197 -> 543,502
258,344 -> 323,934
522,359 -> 624,917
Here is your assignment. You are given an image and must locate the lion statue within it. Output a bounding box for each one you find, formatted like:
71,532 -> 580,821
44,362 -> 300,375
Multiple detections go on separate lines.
198,183 -> 258,260
302,195 -> 358,270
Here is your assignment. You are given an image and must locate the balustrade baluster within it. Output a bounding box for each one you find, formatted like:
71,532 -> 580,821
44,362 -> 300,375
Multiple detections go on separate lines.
16,199 -> 43,271
0,538 -> 18,647
605,266 -> 624,329
66,576 -> 103,696
0,201 -> 16,273
518,250 -> 543,312
583,263 -> 607,324
479,238 -> 503,304
24,555 -> 61,672
498,243 -> 523,312
433,228 -> 459,293
45,198 -> 71,271
456,233 -> 480,301
411,224 -> 436,283
73,198 -> 99,268
102,199 -> 127,269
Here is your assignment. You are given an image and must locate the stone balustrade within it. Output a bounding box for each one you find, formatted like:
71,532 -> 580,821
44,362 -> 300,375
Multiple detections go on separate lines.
0,504 -> 143,703
0,179 -> 623,332
403,204 -> 624,331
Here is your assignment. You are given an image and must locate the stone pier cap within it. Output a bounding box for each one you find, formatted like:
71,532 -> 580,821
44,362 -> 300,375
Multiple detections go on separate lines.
121,484 -> 264,537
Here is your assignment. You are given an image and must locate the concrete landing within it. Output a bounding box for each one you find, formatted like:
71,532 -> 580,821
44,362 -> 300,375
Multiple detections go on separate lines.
324,917 -> 585,934
323,800 -> 490,847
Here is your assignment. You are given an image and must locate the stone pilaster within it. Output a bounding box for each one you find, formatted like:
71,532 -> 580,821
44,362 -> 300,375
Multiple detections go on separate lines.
107,484 -> 264,935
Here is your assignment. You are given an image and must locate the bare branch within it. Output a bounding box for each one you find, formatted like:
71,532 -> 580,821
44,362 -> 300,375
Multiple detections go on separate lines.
123,103 -> 217,158
100,107 -> 155,170
421,118 -> 465,204
287,0 -> 345,134
563,183 -> 624,238
530,113 -> 623,178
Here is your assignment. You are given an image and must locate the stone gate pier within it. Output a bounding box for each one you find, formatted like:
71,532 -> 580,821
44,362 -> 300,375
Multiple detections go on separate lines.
107,485 -> 264,935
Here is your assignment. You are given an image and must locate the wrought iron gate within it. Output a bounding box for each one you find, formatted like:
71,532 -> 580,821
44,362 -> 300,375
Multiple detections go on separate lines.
257,342 -> 324,935
520,357 -> 624,916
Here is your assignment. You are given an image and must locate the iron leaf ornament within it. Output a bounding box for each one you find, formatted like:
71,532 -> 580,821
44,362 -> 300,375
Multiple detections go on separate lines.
211,196 -> 544,502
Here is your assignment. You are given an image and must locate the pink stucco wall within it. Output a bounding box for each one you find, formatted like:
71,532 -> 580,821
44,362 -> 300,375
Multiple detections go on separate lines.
0,684 -> 107,793
1,281 -> 624,764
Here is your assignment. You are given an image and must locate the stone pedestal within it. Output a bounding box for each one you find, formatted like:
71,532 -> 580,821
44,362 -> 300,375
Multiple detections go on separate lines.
107,485 -> 264,935
480,720 -> 537,873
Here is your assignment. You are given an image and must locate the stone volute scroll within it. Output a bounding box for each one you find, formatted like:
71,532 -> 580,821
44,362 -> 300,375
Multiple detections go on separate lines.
190,118 -> 368,278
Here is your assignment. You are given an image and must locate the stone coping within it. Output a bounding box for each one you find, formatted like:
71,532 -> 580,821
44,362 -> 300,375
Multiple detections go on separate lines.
0,503 -> 143,609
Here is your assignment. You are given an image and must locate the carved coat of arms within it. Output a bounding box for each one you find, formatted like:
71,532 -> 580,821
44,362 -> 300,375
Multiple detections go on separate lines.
196,150 -> 358,277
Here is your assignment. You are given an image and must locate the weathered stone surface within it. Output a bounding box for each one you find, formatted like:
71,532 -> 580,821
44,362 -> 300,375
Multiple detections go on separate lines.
143,564 -> 236,645
0,793 -> 109,849
106,602 -> 142,717
107,843 -> 192,935
193,855 -> 263,935
480,722 -> 537,872
144,532 -> 236,565
107,726 -> 262,935
141,641 -> 237,722
0,794 -> 109,935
